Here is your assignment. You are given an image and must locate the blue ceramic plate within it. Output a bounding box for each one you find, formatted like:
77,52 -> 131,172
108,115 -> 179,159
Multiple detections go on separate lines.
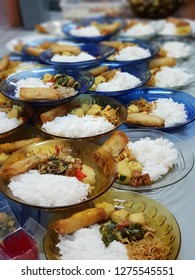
87,62 -> 151,97
0,66 -> 94,106
39,43 -> 115,69
118,87 -> 195,130
105,38 -> 159,66
62,17 -> 125,42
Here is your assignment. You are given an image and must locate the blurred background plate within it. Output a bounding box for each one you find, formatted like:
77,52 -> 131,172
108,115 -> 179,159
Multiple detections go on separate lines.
39,43 -> 115,69
0,139 -> 116,211
113,129 -> 194,191
33,93 -> 127,141
0,66 -> 94,107
87,62 -> 151,97
118,87 -> 195,130
62,17 -> 125,42
43,188 -> 181,260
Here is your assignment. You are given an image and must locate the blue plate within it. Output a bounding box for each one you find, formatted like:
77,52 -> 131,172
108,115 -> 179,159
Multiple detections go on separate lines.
87,62 -> 151,97
39,43 -> 115,69
62,17 -> 126,42
117,87 -> 195,130
105,38 -> 159,66
0,66 -> 94,107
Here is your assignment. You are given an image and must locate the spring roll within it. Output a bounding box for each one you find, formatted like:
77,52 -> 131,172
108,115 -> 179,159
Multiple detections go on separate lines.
26,46 -> 44,57
1,153 -> 48,179
51,44 -> 81,55
101,130 -> 129,157
0,138 -> 42,153
40,104 -> 68,123
0,55 -> 9,71
19,87 -> 60,101
51,207 -> 107,234
100,21 -> 121,35
126,113 -> 165,127
148,57 -> 176,70
89,65 -> 109,77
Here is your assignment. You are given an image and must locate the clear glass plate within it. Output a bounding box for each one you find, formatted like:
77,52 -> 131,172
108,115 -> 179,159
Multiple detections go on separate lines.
113,128 -> 194,191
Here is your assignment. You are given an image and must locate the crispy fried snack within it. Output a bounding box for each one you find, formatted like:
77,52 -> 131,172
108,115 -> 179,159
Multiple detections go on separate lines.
0,55 -> 9,71
40,104 -> 68,123
101,130 -> 129,158
148,57 -> 176,70
89,65 -> 109,77
51,202 -> 114,234
1,153 -> 48,179
0,138 -> 42,153
126,113 -> 165,127
19,87 -> 60,100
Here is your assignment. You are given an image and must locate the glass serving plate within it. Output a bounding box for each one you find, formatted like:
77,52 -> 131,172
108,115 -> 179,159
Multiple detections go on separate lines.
39,43 -> 115,69
87,62 -> 151,97
62,17 -> 125,42
105,38 -> 159,67
118,87 -> 195,130
0,66 -> 94,107
0,139 -> 116,211
113,129 -> 194,191
43,188 -> 181,260
33,93 -> 127,141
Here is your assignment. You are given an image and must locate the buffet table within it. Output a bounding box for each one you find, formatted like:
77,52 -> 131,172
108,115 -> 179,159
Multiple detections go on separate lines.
0,18 -> 195,260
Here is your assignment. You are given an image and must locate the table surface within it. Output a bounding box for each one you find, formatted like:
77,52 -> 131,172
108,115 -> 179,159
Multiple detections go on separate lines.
0,20 -> 195,260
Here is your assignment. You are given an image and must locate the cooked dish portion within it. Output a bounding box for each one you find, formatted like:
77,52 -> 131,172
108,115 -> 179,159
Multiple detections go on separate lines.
1,150 -> 96,207
14,73 -> 79,101
70,21 -> 122,37
40,102 -> 119,138
121,20 -> 155,37
102,41 -> 151,61
51,202 -> 170,260
99,130 -> 178,187
89,66 -> 141,92
159,17 -> 192,36
126,97 -> 187,127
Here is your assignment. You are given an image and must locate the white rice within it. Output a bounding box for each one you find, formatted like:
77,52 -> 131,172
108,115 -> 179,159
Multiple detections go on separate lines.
121,23 -> 155,37
151,98 -> 187,127
128,137 -> 178,181
96,71 -> 141,91
51,52 -> 96,62
155,66 -> 194,88
15,77 -> 53,98
42,114 -> 115,138
115,46 -> 151,61
163,41 -> 191,59
8,170 -> 90,207
70,26 -> 101,37
159,22 -> 176,35
57,224 -> 128,260
0,111 -> 20,133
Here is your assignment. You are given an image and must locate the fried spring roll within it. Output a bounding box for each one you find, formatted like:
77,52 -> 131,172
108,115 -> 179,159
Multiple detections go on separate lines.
19,87 -> 60,101
126,113 -> 165,127
101,40 -> 122,50
148,57 -> 176,70
40,104 -> 68,123
89,65 -> 109,77
100,21 -> 121,35
101,130 -> 129,158
0,55 -> 9,71
26,46 -> 44,57
51,207 -> 107,234
0,138 -> 42,153
51,44 -> 81,55
1,153 -> 48,179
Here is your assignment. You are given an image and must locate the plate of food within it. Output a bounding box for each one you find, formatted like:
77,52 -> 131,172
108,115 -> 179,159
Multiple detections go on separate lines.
97,129 -> 194,191
119,87 -> 195,130
157,17 -> 193,38
0,138 -> 116,211
43,188 -> 181,260
39,42 -> 115,69
119,19 -> 163,40
33,94 -> 127,140
101,38 -> 159,66
35,19 -> 72,36
62,17 -> 125,42
0,54 -> 42,83
0,92 -> 34,139
0,66 -> 94,106
87,63 -> 151,96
